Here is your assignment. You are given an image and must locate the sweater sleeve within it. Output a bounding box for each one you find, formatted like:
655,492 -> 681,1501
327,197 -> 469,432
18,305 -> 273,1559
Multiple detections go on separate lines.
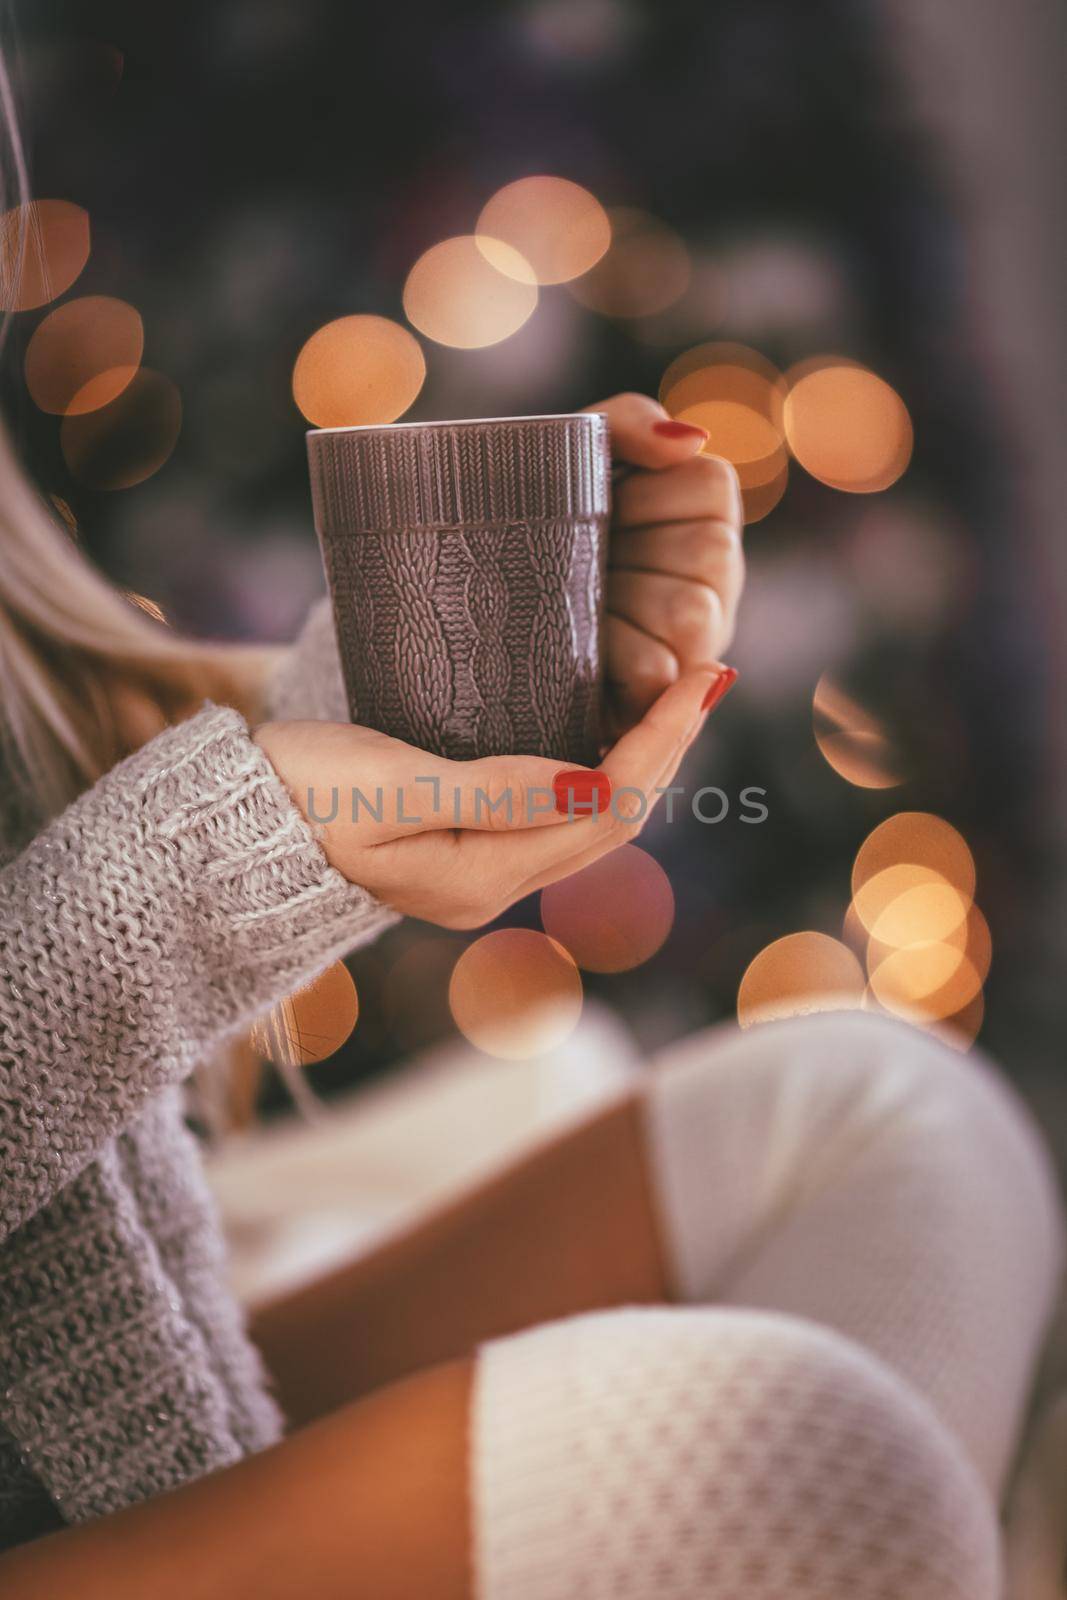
0,702 -> 398,1240
264,595 -> 350,723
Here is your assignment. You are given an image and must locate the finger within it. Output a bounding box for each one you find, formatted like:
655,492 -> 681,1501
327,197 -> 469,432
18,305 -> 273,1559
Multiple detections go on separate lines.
608,571 -> 726,670
615,454 -> 741,531
512,672 -> 723,898
584,392 -> 708,470
483,670 -> 718,887
604,613 -> 679,729
609,516 -> 744,588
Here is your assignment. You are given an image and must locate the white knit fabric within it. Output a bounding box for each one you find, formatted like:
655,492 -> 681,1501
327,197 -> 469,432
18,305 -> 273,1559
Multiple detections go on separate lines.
642,1012 -> 1064,1496
473,1306 -> 998,1599
471,1012 -> 1064,1599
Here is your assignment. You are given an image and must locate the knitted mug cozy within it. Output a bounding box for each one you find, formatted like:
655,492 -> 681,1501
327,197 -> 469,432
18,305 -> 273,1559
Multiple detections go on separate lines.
307,413 -> 611,765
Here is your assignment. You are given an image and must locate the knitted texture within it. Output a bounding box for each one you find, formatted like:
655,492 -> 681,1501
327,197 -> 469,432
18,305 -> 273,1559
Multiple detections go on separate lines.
472,1305 -> 999,1600
641,1012 -> 1065,1499
307,416 -> 610,765
0,609 -> 398,1547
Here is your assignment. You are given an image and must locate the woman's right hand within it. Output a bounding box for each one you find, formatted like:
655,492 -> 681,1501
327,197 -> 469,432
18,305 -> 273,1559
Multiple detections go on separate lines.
253,667 -> 728,930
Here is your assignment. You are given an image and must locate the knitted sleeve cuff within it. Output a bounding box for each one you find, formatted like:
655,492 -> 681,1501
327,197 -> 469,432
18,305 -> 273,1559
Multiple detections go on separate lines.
0,701 -> 397,1236
135,702 -> 399,1036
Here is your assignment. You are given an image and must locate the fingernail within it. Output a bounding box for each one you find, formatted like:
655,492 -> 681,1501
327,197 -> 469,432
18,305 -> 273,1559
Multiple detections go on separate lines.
552,768 -> 612,816
653,419 -> 709,442
702,666 -> 738,714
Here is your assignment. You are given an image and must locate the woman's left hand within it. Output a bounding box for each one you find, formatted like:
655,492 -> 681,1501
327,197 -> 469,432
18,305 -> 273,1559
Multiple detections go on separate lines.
586,392 -> 745,736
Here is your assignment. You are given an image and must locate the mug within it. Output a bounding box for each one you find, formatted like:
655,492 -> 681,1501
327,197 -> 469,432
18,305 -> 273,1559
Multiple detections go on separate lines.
306,412 -> 611,764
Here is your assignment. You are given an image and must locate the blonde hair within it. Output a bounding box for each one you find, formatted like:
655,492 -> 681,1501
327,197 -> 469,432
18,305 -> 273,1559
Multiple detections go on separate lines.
0,46 -> 221,819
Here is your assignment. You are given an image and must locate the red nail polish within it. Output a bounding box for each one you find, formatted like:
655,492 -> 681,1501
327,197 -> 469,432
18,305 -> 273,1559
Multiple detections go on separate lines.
653,419 -> 709,442
702,667 -> 738,714
552,769 -> 612,816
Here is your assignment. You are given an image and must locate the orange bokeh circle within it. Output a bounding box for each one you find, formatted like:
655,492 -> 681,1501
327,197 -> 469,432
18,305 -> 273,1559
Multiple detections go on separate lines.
25,295 -> 144,416
292,314 -> 426,428
449,928 -> 582,1059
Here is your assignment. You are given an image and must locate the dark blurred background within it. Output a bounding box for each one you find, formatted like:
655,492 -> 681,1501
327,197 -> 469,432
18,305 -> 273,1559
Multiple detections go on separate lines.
6,0 -> 1065,1119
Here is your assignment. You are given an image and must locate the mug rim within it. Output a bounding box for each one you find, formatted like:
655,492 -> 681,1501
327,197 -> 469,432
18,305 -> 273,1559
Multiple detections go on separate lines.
306,411 -> 605,438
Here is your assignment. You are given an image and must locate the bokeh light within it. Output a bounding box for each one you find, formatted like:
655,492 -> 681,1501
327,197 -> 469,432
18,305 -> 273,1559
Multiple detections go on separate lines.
851,812 -> 976,910
813,673 -> 904,789
540,844 -> 675,972
850,812 -> 987,1046
937,989 -> 986,1052
783,357 -> 913,493
868,948 -> 983,1026
249,960 -> 359,1069
60,368 -> 182,489
737,459 -> 789,525
449,928 -> 583,1058
856,865 -> 970,946
292,313 -> 425,427
568,208 -> 690,318
24,296 -> 143,416
0,199 -> 90,311
403,234 -> 538,348
660,341 -> 790,523
476,176 -> 611,286
737,931 -> 866,1027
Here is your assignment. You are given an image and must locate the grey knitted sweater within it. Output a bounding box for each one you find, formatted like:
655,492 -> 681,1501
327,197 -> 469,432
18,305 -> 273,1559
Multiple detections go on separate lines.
0,600 -> 396,1550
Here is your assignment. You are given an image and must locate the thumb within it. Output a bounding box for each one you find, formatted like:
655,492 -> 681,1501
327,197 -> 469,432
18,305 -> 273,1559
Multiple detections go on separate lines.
586,391 -> 708,470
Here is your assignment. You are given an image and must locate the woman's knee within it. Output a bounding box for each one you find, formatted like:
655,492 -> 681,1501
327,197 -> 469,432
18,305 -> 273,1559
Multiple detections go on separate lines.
471,1305 -> 999,1599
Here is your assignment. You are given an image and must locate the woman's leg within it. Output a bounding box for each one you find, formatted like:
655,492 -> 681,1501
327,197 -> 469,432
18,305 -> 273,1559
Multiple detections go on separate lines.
1,1304 -> 1000,1600
255,1010 -> 1062,1502
6,1012 -> 1055,1599
642,1011 -> 1064,1496
0,1357 -> 474,1600
249,1091 -> 671,1423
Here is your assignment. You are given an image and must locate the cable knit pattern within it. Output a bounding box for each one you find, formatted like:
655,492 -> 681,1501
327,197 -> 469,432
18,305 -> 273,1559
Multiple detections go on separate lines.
0,605 -> 397,1549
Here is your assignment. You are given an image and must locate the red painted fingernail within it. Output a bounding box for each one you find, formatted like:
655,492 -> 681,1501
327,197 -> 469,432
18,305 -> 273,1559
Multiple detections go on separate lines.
552,769 -> 613,816
702,667 -> 738,714
653,419 -> 709,442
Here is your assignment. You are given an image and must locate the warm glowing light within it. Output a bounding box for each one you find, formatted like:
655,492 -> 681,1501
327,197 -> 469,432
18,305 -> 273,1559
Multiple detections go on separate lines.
24,296 -> 143,416
0,199 -> 90,311
856,866 -> 969,947
292,314 -> 426,428
568,208 -> 690,318
851,813 -> 987,1044
249,961 -> 359,1068
403,235 -> 538,348
737,931 -> 866,1028
868,948 -> 983,1025
866,901 -> 990,1005
937,988 -> 985,1051
661,342 -> 785,462
61,369 -> 182,489
851,812 -> 976,909
540,844 -> 675,972
449,929 -> 582,1058
813,674 -> 904,790
476,176 -> 611,286
737,459 -> 789,525
661,342 -> 787,525
783,358 -> 913,493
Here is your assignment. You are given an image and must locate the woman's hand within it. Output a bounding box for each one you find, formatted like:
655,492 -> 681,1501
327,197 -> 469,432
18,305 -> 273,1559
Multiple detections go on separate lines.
585,392 -> 745,736
254,668 -> 725,930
